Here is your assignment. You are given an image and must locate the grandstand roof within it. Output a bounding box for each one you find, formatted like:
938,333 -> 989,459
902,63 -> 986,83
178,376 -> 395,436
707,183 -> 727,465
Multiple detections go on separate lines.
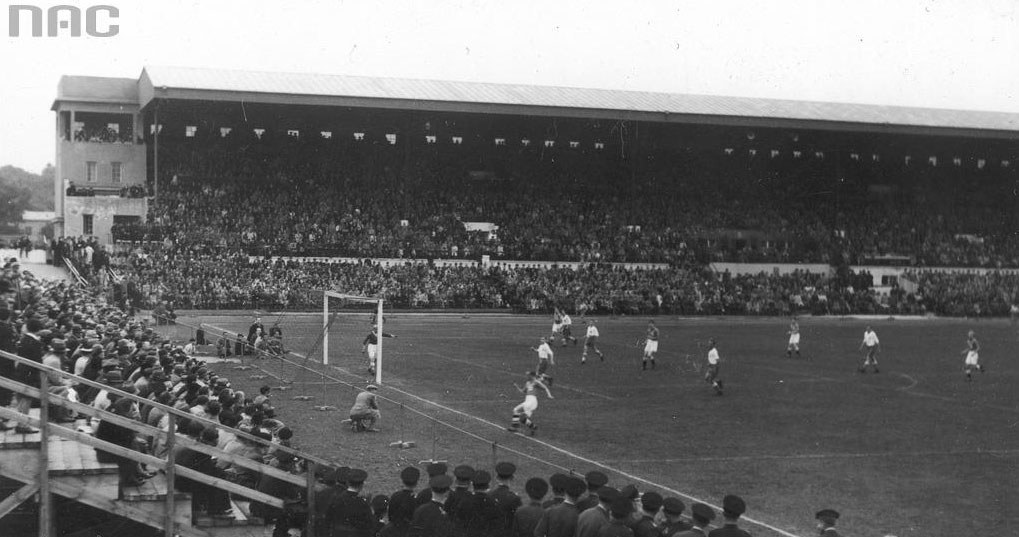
69,66 -> 1019,139
52,76 -> 139,109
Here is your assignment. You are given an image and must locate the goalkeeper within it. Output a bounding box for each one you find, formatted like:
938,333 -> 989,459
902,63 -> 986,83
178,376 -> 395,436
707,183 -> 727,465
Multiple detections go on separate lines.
362,329 -> 397,375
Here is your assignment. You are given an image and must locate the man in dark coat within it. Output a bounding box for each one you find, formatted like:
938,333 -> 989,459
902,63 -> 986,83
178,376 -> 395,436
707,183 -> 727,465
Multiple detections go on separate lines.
409,474 -> 454,537
2,316 -> 45,433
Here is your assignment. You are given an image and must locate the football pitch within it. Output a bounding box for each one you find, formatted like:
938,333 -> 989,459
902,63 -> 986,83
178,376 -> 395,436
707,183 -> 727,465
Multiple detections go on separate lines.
180,312 -> 1018,537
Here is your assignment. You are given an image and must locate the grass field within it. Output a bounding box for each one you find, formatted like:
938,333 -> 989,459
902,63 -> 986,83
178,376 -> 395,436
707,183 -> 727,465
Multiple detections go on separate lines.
172,312 -> 1018,537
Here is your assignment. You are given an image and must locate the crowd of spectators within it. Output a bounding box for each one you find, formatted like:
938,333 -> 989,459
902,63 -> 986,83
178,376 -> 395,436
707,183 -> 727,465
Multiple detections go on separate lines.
67,183 -> 148,198
72,125 -> 135,144
125,137 -> 1018,268
1,258 -> 845,537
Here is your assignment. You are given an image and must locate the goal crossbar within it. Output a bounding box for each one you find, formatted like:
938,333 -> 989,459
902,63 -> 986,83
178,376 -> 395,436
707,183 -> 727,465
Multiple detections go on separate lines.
323,291 -> 384,384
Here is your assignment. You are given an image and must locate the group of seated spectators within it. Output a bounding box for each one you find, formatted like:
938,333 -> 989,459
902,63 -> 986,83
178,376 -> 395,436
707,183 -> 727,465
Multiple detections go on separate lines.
67,183 -> 148,198
72,126 -> 136,144
128,138 -> 1018,267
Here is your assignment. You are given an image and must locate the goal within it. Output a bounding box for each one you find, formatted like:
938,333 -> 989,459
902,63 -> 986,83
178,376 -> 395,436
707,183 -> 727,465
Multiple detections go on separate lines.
323,291 -> 385,384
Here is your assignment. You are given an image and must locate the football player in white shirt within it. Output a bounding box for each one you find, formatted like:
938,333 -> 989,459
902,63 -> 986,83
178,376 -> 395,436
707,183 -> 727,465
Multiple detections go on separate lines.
858,326 -> 880,373
704,338 -> 722,395
786,316 -> 801,359
559,312 -> 578,346
962,330 -> 985,381
530,337 -> 556,387
581,320 -> 604,364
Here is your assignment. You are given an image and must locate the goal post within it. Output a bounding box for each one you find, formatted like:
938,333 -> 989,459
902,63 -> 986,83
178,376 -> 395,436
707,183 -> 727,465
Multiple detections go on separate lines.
323,291 -> 384,384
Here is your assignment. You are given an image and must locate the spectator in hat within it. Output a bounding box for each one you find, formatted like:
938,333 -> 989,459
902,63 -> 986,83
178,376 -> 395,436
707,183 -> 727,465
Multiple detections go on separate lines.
89,369 -> 125,427
177,426 -> 232,516
381,483 -> 416,537
464,470 -> 499,537
619,484 -> 641,526
409,474 -> 454,537
543,473 -> 567,508
0,306 -> 19,408
348,383 -> 380,432
659,498 -> 693,536
1,316 -> 45,433
535,475 -> 586,537
311,467 -> 343,537
489,462 -> 522,537
94,397 -> 148,487
415,462 -> 448,507
634,491 -> 663,537
42,339 -> 78,422
446,465 -> 475,533
675,503 -> 715,537
251,451 -> 303,536
577,471 -> 609,512
815,509 -> 840,536
388,466 -> 420,523
577,486 -> 618,537
603,496 -> 636,537
327,468 -> 374,536
708,495 -> 749,537
513,477 -> 548,537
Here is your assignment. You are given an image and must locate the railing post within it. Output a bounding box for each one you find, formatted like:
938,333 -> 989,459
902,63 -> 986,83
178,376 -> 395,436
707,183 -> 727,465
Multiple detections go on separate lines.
164,413 -> 176,537
39,373 -> 52,537
306,460 -> 317,537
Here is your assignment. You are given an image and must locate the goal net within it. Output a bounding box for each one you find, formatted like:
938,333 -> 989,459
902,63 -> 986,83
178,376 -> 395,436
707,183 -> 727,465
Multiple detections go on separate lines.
323,291 -> 385,384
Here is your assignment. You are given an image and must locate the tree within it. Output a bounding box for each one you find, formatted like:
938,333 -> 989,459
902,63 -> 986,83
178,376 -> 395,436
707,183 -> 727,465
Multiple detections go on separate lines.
0,180 -> 31,225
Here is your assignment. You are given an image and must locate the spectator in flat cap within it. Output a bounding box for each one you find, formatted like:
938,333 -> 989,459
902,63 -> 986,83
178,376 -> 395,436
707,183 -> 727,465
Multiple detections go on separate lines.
605,496 -> 635,536
311,467 -> 343,537
708,495 -> 749,537
660,497 -> 693,536
513,477 -> 549,537
634,491 -> 663,537
1,314 -> 45,433
42,338 -> 77,422
446,465 -> 475,531
388,465 -> 420,523
327,468 -> 374,536
410,474 -> 455,537
415,462 -> 448,507
576,486 -> 618,537
577,470 -> 609,512
815,509 -> 840,536
676,504 -> 716,537
535,475 -> 585,537
489,462 -> 522,537
543,473 -> 568,508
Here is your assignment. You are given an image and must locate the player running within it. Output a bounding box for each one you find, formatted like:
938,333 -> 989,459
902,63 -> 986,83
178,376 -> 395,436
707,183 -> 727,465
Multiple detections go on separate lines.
507,371 -> 553,436
530,337 -> 556,386
362,329 -> 397,375
786,316 -> 801,359
858,326 -> 880,373
581,319 -> 604,364
642,320 -> 659,370
962,330 -> 985,381
704,338 -> 723,395
550,308 -> 565,344
559,310 -> 578,346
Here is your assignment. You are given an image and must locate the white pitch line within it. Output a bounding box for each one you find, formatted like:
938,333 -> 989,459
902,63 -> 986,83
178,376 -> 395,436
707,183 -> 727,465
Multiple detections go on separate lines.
417,351 -> 616,401
605,448 -> 1019,464
378,381 -> 803,537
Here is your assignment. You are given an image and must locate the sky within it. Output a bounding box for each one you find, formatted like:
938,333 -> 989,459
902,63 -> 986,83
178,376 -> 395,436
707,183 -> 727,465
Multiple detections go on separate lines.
1,0 -> 1017,173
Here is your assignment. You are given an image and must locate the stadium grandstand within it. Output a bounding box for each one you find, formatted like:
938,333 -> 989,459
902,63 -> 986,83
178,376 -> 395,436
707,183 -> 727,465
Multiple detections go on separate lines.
0,65 -> 1014,537
50,66 -> 1019,316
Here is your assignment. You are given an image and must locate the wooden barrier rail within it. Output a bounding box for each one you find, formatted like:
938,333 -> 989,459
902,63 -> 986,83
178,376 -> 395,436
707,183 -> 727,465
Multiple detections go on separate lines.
0,348 -> 333,537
